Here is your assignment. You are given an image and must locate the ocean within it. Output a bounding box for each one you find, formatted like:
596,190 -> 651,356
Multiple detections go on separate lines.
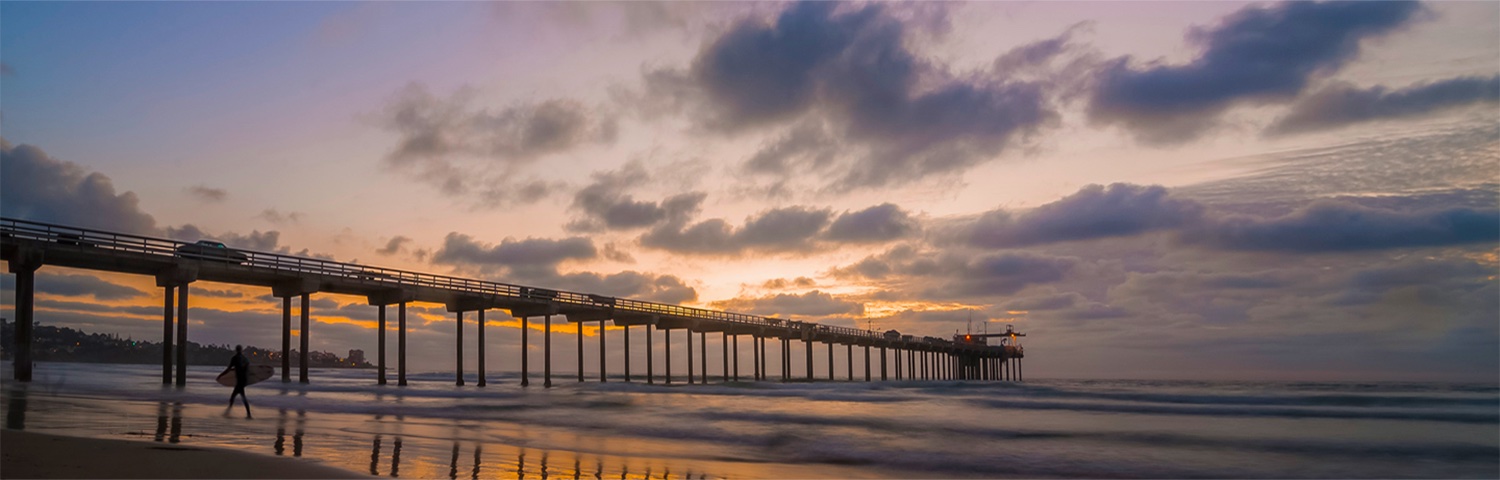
2,362 -> 1496,478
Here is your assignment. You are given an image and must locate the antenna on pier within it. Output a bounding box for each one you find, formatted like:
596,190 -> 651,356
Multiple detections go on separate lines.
966,310 -> 973,335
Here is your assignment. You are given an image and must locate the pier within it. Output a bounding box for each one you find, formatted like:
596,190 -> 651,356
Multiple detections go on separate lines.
0,217 -> 1024,386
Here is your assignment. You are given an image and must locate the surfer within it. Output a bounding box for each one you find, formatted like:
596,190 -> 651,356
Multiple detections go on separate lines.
226,345 -> 252,418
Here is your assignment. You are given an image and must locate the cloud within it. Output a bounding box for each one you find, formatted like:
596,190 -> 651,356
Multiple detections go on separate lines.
825,203 -> 920,243
834,246 -> 1077,299
539,270 -> 698,305
377,83 -> 608,206
376,236 -> 411,256
1184,200 -> 1498,252
425,231 -> 696,304
193,288 -> 246,299
1087,1 -> 1424,143
431,232 -> 597,275
566,163 -> 706,232
258,208 -> 304,225
185,185 -> 227,203
761,276 -> 817,290
1335,258 -> 1493,306
1267,75 -> 1500,135
641,205 -> 831,255
711,290 -> 863,317
0,139 -> 159,233
740,120 -> 839,183
970,183 -> 1204,248
163,224 -> 284,252
37,273 -> 146,300
650,1 -> 1057,190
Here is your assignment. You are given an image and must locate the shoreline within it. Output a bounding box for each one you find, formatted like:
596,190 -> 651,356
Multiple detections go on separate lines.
1,429 -> 370,479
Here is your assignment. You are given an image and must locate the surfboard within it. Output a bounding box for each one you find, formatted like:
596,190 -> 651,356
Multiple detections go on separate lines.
216,364 -> 275,387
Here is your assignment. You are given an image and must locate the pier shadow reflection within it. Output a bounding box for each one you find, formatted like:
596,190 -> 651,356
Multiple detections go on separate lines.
6,386 -> 27,430
273,408 -> 306,457
363,434 -> 721,479
152,401 -> 184,443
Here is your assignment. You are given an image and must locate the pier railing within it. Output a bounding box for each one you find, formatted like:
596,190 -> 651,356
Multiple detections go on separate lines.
2,218 -> 893,341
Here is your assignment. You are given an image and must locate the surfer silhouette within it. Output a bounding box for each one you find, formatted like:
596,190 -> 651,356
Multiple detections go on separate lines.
226,345 -> 252,418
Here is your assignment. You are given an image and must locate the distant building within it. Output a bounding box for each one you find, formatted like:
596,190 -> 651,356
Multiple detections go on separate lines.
348,349 -> 366,365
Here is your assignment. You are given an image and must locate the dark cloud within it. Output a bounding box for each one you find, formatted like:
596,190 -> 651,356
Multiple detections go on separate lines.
431,232 -> 597,275
378,83 -> 610,206
825,203 -> 919,243
37,273 -> 146,300
711,290 -> 863,317
641,205 -> 831,255
383,83 -> 615,165
1087,1 -> 1424,143
194,288 -> 246,299
185,185 -> 228,203
741,120 -> 838,178
762,276 -> 817,290
258,208 -> 304,225
539,270 -> 698,305
377,236 -> 411,256
970,183 -> 1204,248
1185,200 -> 1498,252
164,224 -> 283,252
1334,258 -> 1493,306
1001,292 -> 1085,312
653,1 -> 1057,190
1267,75 -> 1500,135
0,139 -> 159,233
834,246 -> 1077,298
566,163 -> 706,232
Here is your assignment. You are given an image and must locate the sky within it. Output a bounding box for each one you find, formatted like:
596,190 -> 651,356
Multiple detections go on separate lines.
1,1 -> 1496,382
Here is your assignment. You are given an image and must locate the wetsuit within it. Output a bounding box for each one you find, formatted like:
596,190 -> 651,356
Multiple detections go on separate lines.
228,352 -> 251,416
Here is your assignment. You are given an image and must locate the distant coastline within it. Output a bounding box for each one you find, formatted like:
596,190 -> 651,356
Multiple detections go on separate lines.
0,319 -> 374,369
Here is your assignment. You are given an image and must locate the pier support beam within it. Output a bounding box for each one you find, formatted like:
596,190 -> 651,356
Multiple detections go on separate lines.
175,284 -> 189,387
455,311 -> 464,386
781,338 -> 789,382
298,293 -> 308,384
599,320 -> 607,383
544,314 -> 553,388
1018,357 -> 1023,382
280,295 -> 290,383
700,331 -> 707,384
576,318 -> 585,383
8,254 -> 40,382
623,323 -> 631,382
520,316 -> 529,387
164,286 -> 176,384
722,332 -> 729,383
752,336 -> 760,381
863,345 -> 871,382
844,344 -> 850,381
805,339 -> 814,380
880,347 -> 888,381
377,305 -> 387,385
686,329 -> 694,385
894,348 -> 902,381
646,321 -> 654,384
732,334 -> 740,381
664,325 -> 672,384
477,310 -> 486,387
398,302 -> 407,386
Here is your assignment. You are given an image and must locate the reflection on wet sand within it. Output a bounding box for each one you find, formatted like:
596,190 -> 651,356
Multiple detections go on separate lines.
273,408 -> 306,457
7,386 -> 27,430
152,401 -> 184,443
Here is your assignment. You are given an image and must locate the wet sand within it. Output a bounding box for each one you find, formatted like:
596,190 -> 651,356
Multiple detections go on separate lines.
1,429 -> 368,479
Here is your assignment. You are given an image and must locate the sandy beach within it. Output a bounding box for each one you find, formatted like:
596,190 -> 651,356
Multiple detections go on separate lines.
1,430 -> 367,479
